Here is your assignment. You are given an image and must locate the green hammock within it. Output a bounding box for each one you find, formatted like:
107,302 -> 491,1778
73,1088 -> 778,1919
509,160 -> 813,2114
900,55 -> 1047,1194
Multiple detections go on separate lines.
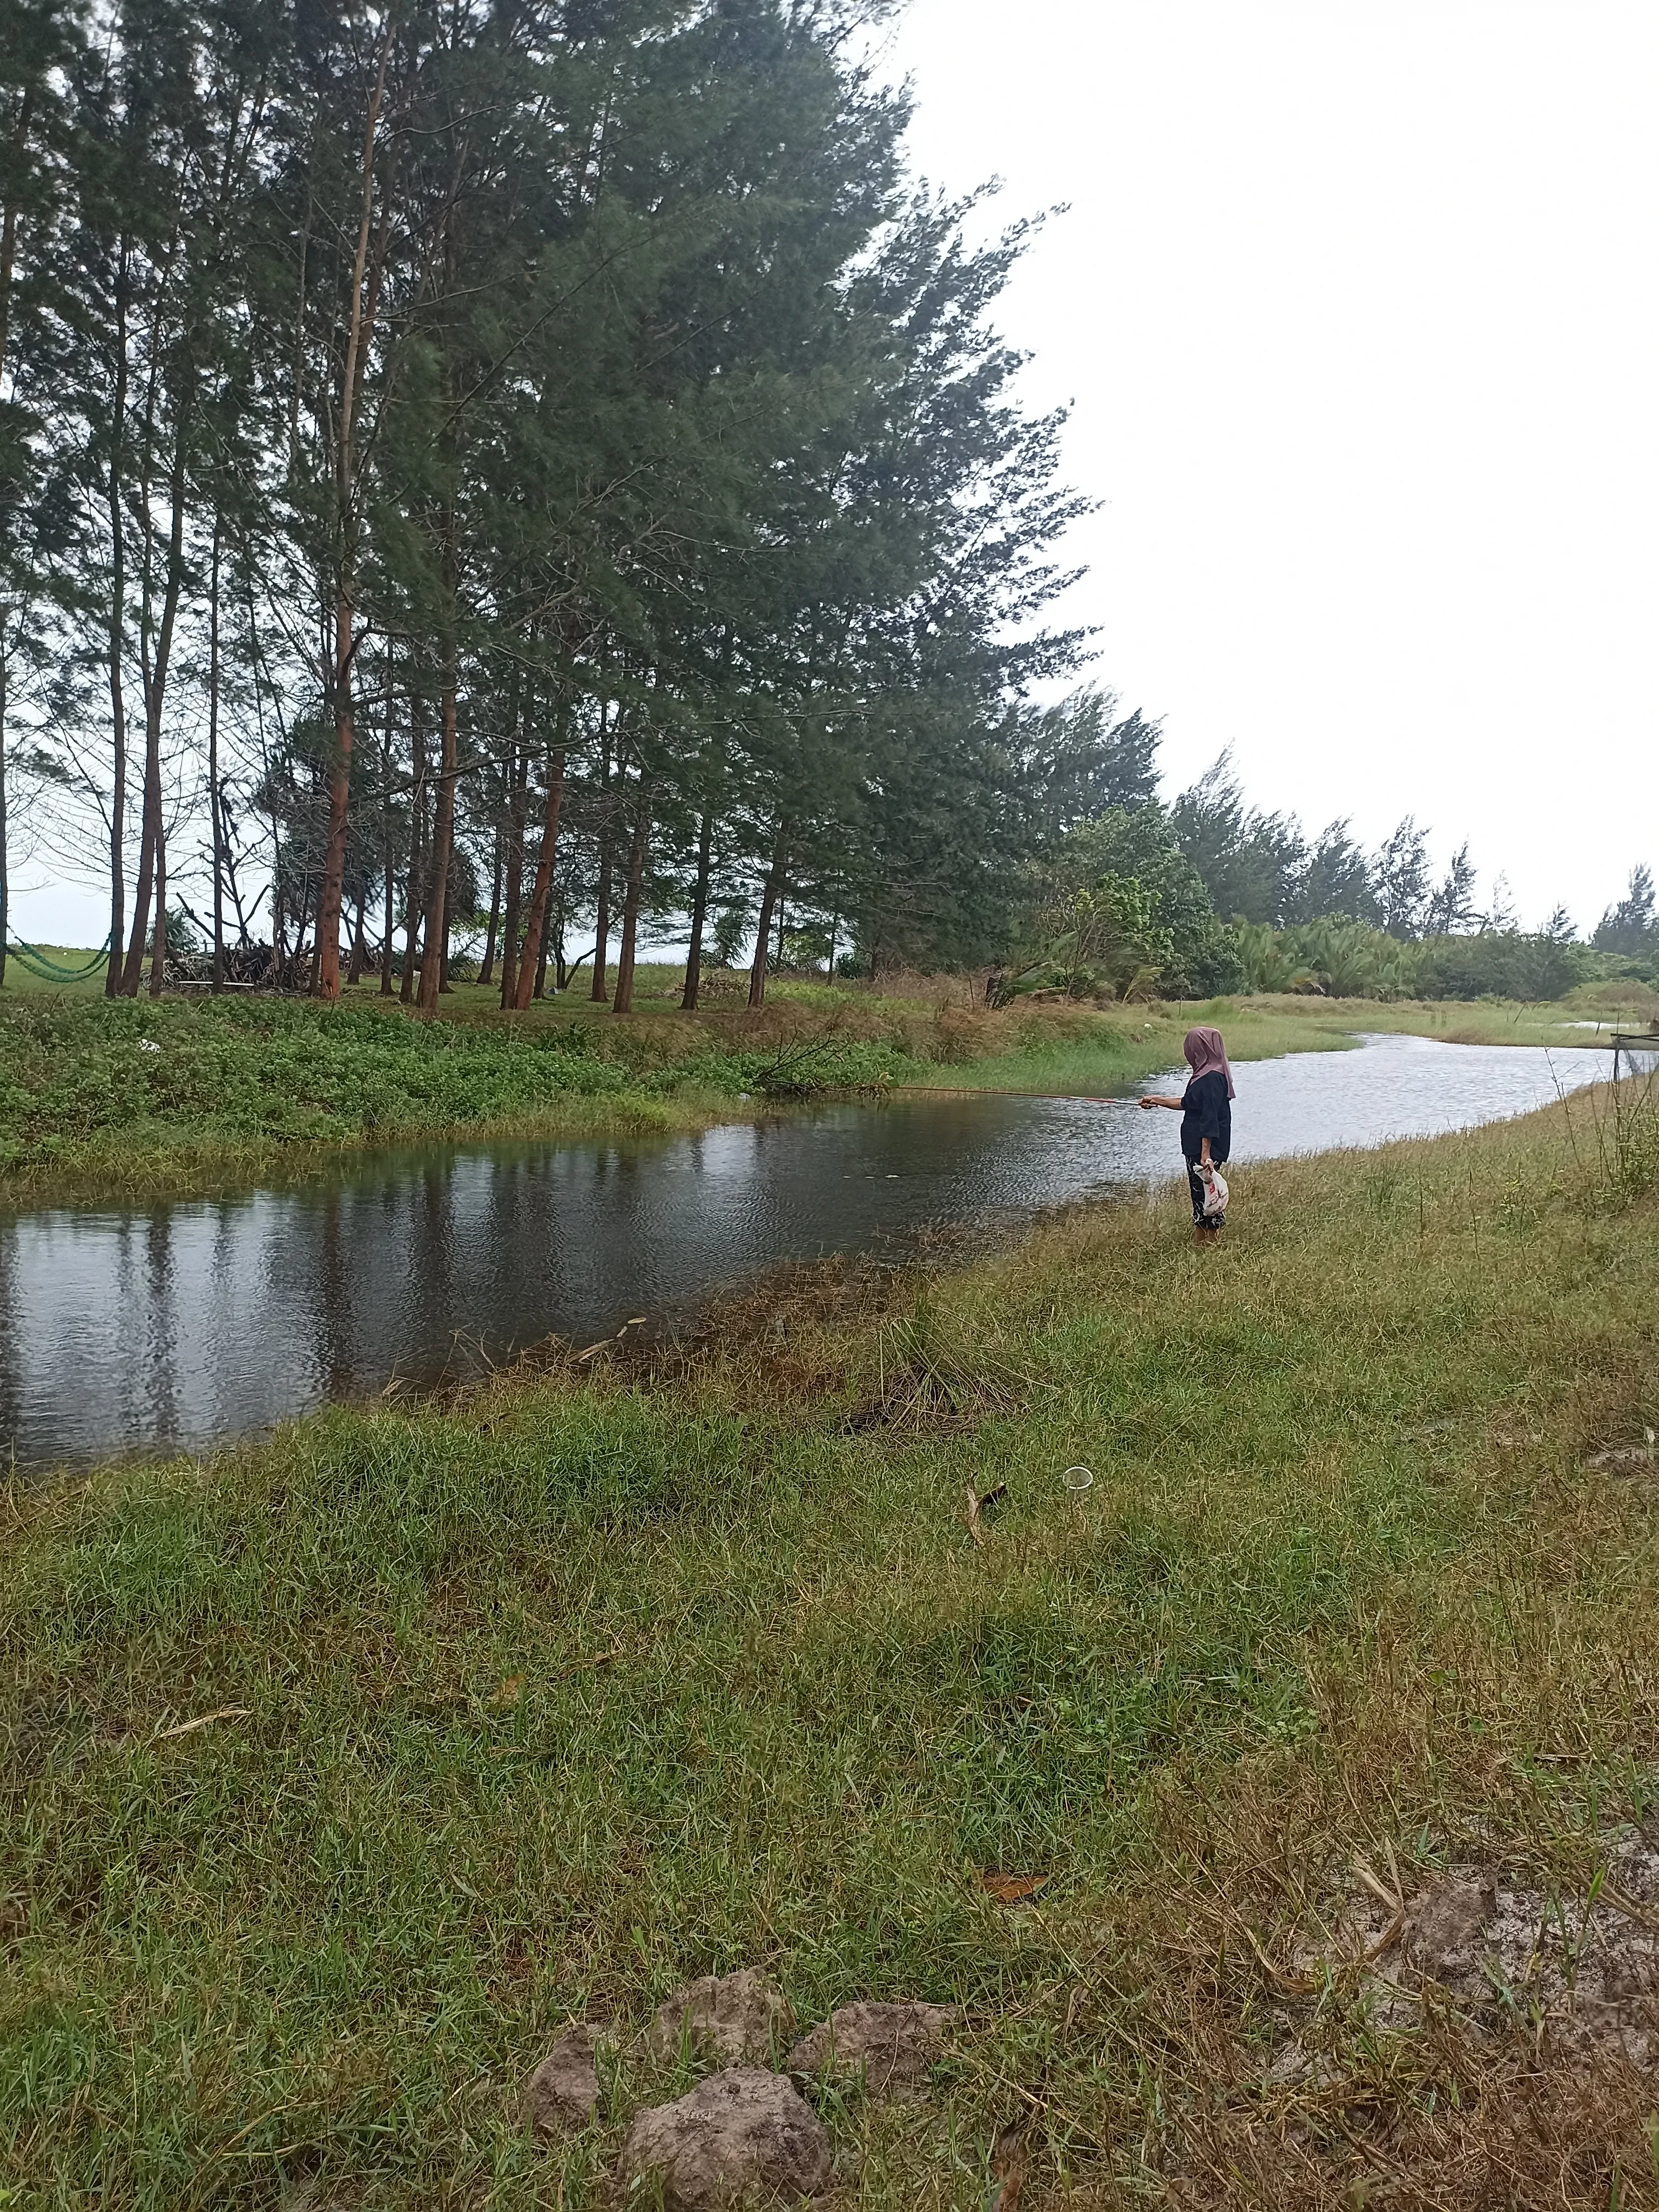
3,933 -> 114,982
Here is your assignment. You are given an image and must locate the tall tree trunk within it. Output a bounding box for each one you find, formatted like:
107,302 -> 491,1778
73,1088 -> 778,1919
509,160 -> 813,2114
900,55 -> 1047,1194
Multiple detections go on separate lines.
478,830 -> 502,987
379,654 -> 396,995
590,845 -> 611,1000
748,821 -> 789,1010
208,516 -> 225,991
318,589 -> 355,1002
148,812 -> 166,997
682,800 -> 716,1011
513,746 -> 565,1012
401,702 -> 427,1004
611,781 -> 650,1016
439,847 -> 455,994
681,646 -> 729,1013
347,895 -> 369,983
534,898 -> 552,998
486,666 -> 522,999
0,630 -> 9,989
316,24 -> 393,1003
104,257 -> 130,997
416,671 -> 457,1014
272,846 -> 286,982
121,376 -> 192,996
590,720 -> 613,1002
121,814 -> 157,994
380,681 -> 396,995
498,734 -> 528,1008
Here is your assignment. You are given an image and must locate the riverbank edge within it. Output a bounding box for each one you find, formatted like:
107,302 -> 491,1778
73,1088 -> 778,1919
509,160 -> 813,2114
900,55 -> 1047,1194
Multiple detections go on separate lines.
0,989 -> 1613,1209
0,1082 -> 761,1211
3,1094 -> 1657,2203
0,1009 -> 1271,1210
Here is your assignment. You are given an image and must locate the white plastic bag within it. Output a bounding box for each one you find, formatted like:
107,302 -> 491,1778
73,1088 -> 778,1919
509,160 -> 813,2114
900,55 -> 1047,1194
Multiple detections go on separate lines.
1197,1162 -> 1229,1219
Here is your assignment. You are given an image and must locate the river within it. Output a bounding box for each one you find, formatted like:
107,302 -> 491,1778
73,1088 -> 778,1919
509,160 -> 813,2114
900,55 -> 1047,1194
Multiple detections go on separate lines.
0,1031 -> 1627,1469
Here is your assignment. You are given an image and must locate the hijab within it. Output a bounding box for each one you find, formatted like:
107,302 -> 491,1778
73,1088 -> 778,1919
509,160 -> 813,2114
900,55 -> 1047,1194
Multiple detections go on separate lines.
1183,1025 -> 1235,1100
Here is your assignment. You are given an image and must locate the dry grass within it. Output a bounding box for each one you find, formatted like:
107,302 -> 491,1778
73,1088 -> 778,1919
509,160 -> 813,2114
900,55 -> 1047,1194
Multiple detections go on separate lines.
4,1091 -> 1658,2206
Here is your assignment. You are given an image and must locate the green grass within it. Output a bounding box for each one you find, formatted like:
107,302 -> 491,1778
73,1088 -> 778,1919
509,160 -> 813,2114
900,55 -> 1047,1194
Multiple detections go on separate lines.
0,968 -> 1629,1205
3,1091 -> 1657,2205
0,992 -> 912,1202
0,943 -> 112,995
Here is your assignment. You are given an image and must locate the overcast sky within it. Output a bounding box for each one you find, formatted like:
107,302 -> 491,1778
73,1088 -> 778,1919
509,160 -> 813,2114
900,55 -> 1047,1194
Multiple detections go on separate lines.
879,0 -> 1659,933
12,0 -> 1656,947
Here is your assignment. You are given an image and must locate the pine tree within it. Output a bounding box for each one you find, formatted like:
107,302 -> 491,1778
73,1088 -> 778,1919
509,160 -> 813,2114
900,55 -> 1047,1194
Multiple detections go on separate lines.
1374,817 -> 1432,941
1425,840 -> 1478,936
1293,820 -> 1378,926
1594,864 -> 1655,957
1170,748 -> 1306,926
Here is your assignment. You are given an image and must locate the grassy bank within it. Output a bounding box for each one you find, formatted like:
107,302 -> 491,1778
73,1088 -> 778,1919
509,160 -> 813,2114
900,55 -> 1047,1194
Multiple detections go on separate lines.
0,944 -> 113,996
4,1087 -> 1658,2206
0,967 -> 1630,1204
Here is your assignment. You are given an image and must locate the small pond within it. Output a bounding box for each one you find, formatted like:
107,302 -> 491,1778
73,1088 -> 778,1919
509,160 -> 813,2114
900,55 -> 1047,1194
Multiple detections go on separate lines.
0,1032 -> 1629,1469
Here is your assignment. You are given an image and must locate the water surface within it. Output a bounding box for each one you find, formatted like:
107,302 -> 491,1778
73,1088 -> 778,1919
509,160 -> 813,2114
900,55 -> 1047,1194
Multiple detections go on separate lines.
0,1033 -> 1623,1469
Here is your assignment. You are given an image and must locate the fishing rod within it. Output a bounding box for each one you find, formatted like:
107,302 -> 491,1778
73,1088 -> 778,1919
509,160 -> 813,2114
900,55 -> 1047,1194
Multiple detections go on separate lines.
889,1083 -> 1143,1107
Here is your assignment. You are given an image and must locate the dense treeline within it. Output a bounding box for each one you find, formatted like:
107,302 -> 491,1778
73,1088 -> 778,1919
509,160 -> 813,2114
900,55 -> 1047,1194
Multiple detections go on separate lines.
0,0 -> 1097,1002
997,733 -> 1659,1006
1,0 -> 1651,1011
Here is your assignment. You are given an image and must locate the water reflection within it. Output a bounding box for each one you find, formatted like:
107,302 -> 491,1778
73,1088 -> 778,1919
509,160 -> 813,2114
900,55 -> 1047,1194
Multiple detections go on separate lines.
0,1032 -> 1629,1469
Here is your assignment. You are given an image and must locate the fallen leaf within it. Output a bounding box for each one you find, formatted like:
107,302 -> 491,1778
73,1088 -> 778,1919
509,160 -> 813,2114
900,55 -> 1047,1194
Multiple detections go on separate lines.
965,1482 -> 985,1549
1237,1920 -> 1318,1996
980,1872 -> 1050,1904
989,2120 -> 1030,2210
152,1706 -> 249,1742
1353,1856 -> 1402,1916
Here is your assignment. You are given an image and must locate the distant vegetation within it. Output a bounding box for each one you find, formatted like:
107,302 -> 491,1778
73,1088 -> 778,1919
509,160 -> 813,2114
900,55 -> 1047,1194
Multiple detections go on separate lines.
1,5 -> 1650,1014
995,729 -> 1658,1008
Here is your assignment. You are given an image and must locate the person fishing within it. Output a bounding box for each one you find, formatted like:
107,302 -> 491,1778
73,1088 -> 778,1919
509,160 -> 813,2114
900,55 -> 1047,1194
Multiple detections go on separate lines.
1139,1025 -> 1234,1242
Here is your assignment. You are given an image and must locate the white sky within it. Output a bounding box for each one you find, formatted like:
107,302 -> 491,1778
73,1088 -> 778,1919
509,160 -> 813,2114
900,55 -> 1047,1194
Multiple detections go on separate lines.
12,0 -> 1656,947
881,0 -> 1659,932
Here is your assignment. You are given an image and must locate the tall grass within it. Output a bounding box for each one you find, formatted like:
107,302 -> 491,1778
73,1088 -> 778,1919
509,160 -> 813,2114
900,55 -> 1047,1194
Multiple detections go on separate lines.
1565,1056 -> 1659,1207
3,1096 -> 1656,2205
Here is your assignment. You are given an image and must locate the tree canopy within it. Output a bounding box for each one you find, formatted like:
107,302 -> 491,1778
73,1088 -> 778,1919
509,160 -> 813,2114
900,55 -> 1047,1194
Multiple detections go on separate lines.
0,0 -> 1097,1003
0,3 -> 1648,1009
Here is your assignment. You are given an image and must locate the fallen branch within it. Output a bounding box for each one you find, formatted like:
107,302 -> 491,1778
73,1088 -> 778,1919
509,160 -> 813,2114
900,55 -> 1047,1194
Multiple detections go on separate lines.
153,1706 -> 249,1742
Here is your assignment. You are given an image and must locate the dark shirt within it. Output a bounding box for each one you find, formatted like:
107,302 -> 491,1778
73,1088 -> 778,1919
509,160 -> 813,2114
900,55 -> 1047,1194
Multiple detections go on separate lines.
1181,1070 -> 1231,1164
